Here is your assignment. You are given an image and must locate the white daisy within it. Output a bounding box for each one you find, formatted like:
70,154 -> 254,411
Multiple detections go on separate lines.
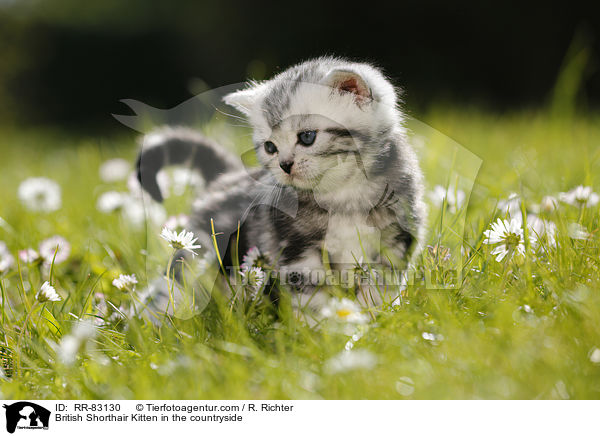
112,274 -> 138,291
483,218 -> 532,262
241,246 -> 261,270
19,248 -> 40,264
0,253 -> 13,274
127,172 -> 144,196
160,227 -> 201,256
527,215 -> 557,247
559,186 -> 599,208
36,281 -> 61,302
422,332 -> 444,341
429,185 -> 466,213
96,191 -> 126,213
57,320 -> 97,365
568,223 -> 590,240
99,158 -> 130,183
148,202 -> 168,226
122,197 -> 166,228
170,168 -> 203,196
497,192 -> 521,217
164,214 -> 191,231
321,298 -> 369,324
239,266 -> 266,297
18,177 -> 62,213
121,198 -> 146,226
128,171 -> 171,200
0,242 -> 13,273
0,241 -> 15,273
112,277 -> 135,294
539,195 -> 559,213
324,350 -> 378,374
39,235 -> 70,265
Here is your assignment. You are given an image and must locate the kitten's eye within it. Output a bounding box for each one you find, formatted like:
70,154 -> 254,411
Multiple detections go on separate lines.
264,141 -> 277,154
298,130 -> 317,146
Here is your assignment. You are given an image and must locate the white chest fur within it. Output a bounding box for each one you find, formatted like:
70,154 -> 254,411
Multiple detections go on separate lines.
323,214 -> 381,265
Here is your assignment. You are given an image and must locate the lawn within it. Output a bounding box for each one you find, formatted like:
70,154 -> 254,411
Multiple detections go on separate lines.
0,106 -> 599,399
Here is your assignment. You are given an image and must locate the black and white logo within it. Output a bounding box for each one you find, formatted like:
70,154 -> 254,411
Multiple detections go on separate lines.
2,402 -> 50,433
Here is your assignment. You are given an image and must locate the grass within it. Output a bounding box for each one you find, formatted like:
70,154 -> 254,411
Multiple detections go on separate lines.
0,106 -> 599,400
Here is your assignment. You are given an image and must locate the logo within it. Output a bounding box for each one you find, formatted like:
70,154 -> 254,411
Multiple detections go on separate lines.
2,402 -> 50,433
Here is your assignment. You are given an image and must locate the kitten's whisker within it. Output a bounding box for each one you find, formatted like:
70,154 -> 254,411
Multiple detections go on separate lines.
214,107 -> 250,123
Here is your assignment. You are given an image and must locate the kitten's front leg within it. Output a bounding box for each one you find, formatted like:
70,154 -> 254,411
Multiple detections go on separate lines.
360,186 -> 421,307
275,250 -> 331,322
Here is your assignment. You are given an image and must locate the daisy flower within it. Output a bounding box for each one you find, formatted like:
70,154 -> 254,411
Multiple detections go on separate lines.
0,253 -> 13,274
559,186 -> 599,208
170,168 -> 203,196
0,242 -> 14,272
527,215 -> 557,247
160,227 -> 201,256
240,247 -> 266,270
36,281 -> 61,303
112,274 -> 138,291
57,320 -> 97,365
324,350 -> 378,374
242,246 -> 261,268
497,192 -> 521,217
39,235 -> 71,265
122,198 -> 166,228
239,266 -> 266,297
241,246 -> 271,271
121,198 -> 145,225
568,223 -> 590,240
539,195 -> 559,213
18,177 -> 62,213
128,171 -> 171,200
19,248 -> 40,264
99,158 -> 130,183
422,331 -> 444,342
96,191 -> 126,213
483,218 -> 533,262
429,185 -> 466,213
164,214 -> 191,231
321,298 -> 369,324
589,348 -> 600,364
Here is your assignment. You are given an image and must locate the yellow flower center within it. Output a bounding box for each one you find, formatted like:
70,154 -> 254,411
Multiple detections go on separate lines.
503,232 -> 521,249
336,309 -> 352,318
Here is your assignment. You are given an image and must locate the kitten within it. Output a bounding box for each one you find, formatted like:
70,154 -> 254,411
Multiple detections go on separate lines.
137,57 -> 426,313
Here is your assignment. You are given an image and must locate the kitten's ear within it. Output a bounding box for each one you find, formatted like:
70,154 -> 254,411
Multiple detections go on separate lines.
322,69 -> 372,102
223,85 -> 260,116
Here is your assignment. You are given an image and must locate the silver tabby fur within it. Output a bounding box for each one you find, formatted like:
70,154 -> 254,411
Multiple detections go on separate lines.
136,57 -> 426,311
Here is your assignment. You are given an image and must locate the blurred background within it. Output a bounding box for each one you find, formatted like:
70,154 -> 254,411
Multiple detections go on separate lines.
0,0 -> 599,132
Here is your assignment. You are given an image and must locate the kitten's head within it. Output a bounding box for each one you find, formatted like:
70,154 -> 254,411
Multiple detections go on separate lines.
223,57 -> 402,192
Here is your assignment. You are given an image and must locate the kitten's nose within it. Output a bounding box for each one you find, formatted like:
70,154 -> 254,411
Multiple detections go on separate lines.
280,160 -> 293,174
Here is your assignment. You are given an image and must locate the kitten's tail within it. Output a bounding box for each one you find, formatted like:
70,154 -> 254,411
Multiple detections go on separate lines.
136,126 -> 242,202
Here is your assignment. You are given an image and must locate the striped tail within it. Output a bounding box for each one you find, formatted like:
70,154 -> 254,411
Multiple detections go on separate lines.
136,126 -> 242,202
